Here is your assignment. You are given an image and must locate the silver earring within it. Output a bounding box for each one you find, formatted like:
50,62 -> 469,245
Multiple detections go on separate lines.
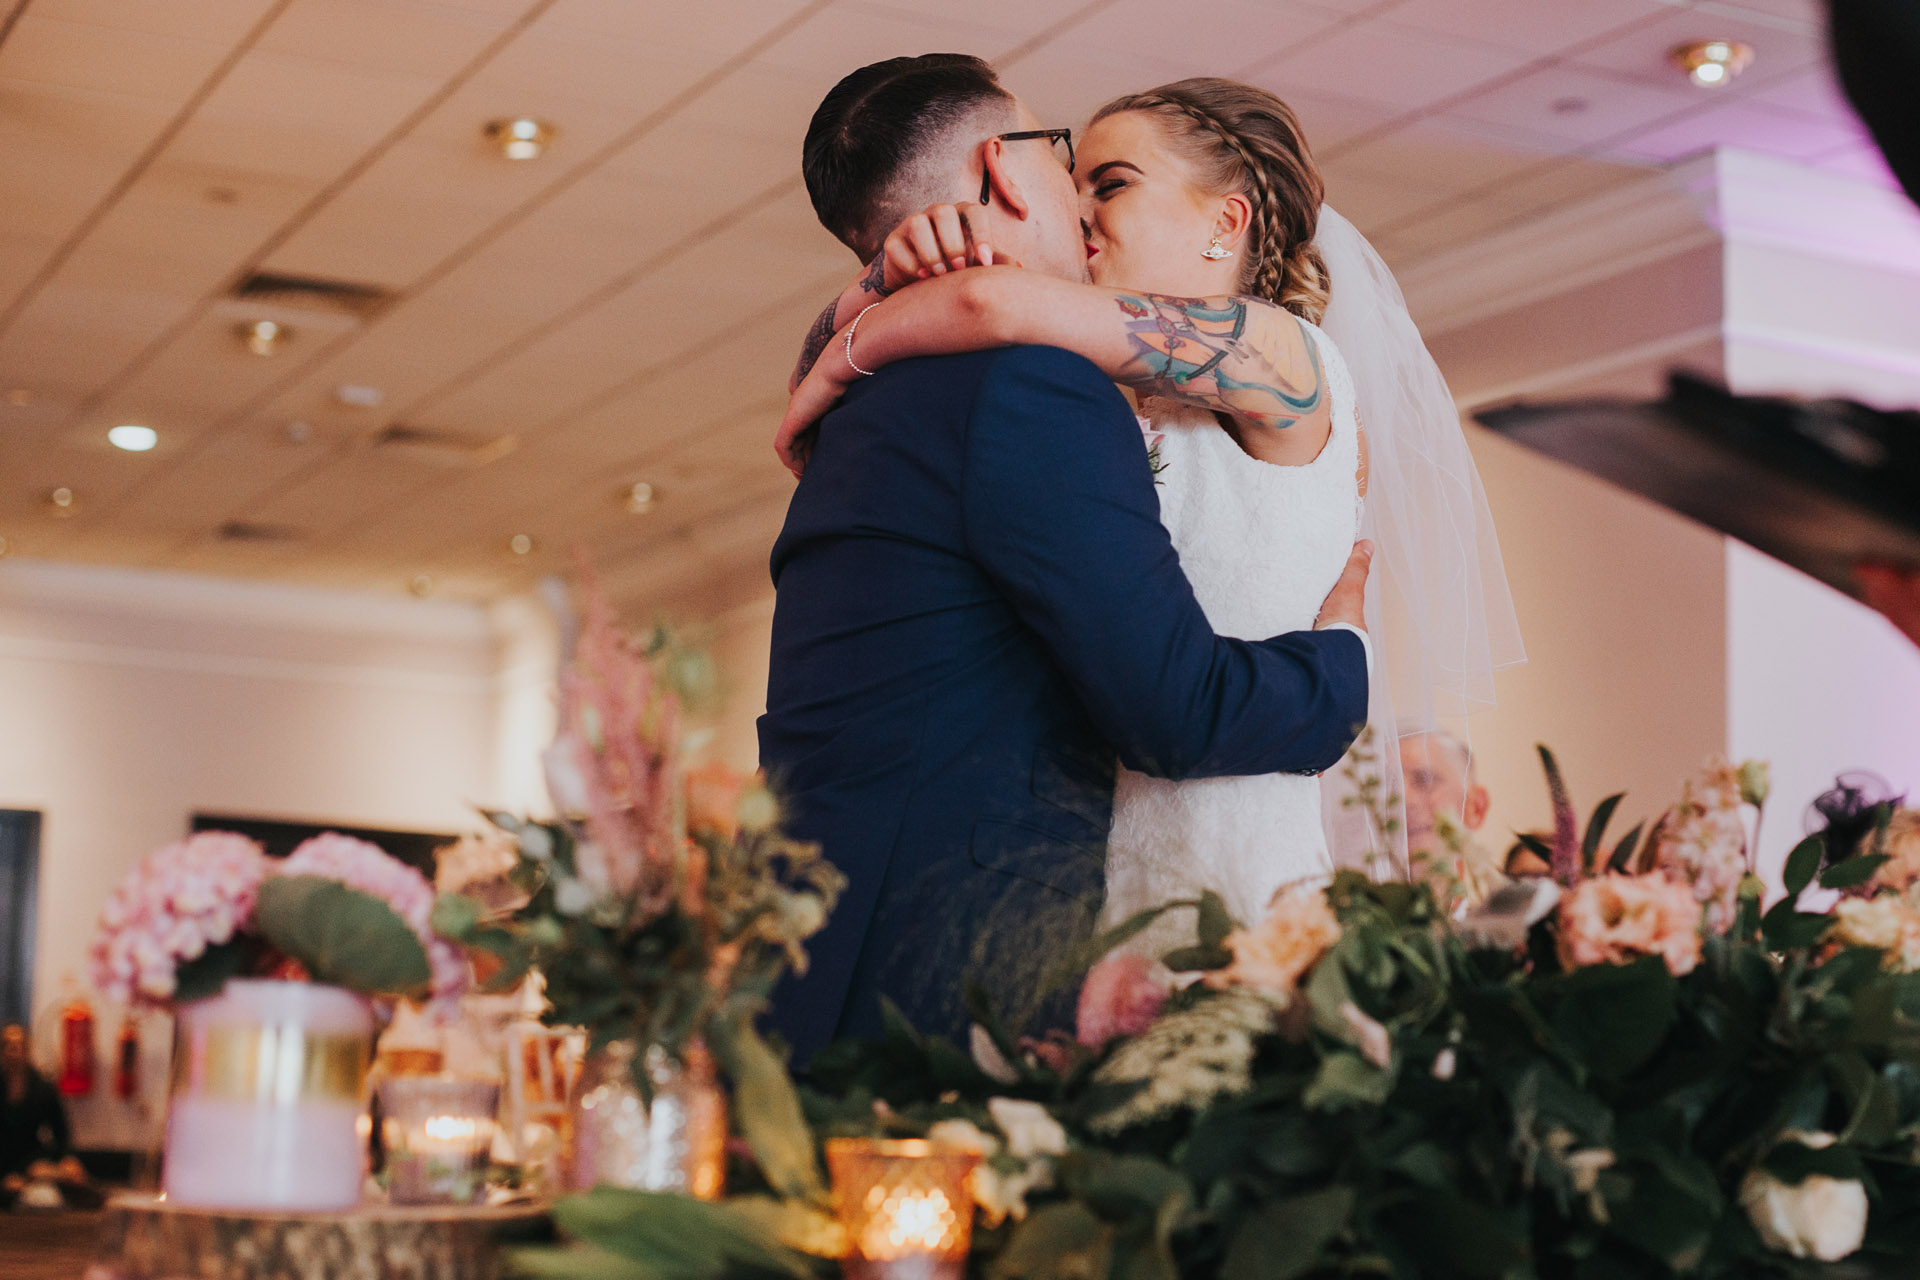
1201,236 -> 1233,261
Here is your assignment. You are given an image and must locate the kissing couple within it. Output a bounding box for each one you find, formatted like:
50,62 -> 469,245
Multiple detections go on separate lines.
758,55 -> 1522,1065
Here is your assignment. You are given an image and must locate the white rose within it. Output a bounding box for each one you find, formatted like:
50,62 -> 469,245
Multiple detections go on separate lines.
1739,1133 -> 1868,1262
987,1098 -> 1068,1161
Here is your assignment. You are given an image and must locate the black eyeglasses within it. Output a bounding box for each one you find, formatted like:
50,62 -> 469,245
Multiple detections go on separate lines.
980,128 -> 1074,205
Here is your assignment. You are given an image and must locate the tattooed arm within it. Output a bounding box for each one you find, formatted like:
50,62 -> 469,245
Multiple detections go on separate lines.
777,267 -> 1331,471
789,255 -> 894,391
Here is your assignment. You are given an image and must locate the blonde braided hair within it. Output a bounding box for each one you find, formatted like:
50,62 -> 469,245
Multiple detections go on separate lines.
1092,78 -> 1330,323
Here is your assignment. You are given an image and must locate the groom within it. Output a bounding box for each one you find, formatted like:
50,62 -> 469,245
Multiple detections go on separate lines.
759,54 -> 1372,1065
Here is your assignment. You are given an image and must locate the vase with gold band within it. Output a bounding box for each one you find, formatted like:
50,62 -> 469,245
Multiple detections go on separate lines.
163,978 -> 375,1210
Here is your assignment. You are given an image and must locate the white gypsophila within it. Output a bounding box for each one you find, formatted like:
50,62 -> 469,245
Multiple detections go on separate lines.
1739,1133 -> 1868,1262
988,1098 -> 1068,1161
926,1119 -> 1041,1226
1087,989 -> 1278,1135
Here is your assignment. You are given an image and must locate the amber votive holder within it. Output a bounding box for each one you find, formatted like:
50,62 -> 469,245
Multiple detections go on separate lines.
826,1138 -> 981,1280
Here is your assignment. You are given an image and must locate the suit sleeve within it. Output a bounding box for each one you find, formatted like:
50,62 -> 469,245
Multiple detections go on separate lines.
960,345 -> 1369,780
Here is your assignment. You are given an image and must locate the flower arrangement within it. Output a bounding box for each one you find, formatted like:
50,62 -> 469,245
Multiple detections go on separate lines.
511,748 -> 1920,1280
431,567 -> 843,1199
91,830 -> 462,1006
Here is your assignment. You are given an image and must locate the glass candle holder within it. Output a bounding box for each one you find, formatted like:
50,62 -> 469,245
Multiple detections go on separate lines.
827,1138 -> 980,1280
378,1076 -> 499,1205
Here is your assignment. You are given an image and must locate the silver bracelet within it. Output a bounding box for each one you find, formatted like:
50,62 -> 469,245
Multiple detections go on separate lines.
844,302 -> 882,377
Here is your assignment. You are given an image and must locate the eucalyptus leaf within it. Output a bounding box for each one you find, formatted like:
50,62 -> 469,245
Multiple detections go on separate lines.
252,875 -> 430,997
172,940 -> 248,1003
709,1015 -> 827,1204
1819,854 -> 1890,891
1223,1187 -> 1354,1280
1782,836 -> 1825,898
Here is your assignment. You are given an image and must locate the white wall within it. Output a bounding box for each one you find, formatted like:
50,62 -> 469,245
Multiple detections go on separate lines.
0,559 -> 557,1023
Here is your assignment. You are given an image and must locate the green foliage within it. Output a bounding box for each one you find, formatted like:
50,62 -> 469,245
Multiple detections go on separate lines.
252,875 -> 430,997
508,1187 -> 819,1280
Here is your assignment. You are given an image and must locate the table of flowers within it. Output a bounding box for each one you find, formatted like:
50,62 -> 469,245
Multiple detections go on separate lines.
87,577 -> 1920,1280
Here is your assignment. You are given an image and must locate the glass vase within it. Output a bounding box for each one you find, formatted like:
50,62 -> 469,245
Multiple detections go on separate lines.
567,1039 -> 725,1199
163,979 -> 374,1210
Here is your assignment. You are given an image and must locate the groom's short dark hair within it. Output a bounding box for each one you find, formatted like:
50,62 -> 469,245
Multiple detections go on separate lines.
803,54 -> 1013,259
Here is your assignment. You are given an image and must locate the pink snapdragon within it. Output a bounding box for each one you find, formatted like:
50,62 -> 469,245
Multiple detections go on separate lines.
281,834 -> 469,1003
1556,872 -> 1703,977
91,832 -> 269,1004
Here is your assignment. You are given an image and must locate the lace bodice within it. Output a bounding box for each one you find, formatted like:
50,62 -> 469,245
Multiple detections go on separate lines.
1105,322 -> 1362,940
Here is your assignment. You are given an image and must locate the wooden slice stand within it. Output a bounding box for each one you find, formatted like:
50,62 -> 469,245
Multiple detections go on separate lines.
87,1193 -> 552,1280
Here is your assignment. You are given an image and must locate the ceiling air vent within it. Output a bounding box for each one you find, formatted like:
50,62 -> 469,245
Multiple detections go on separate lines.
369,424 -> 518,468
215,520 -> 301,544
216,272 -> 396,335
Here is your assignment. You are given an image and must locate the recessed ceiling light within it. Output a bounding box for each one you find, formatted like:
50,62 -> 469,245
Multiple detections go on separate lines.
1670,39 -> 1754,88
624,481 -> 656,514
336,384 -> 384,408
408,573 -> 435,597
485,117 -> 555,160
238,319 -> 290,356
509,533 -> 535,556
108,424 -> 158,452
46,487 -> 76,516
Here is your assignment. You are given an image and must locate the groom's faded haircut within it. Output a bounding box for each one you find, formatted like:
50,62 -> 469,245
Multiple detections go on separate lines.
803,53 -> 1014,259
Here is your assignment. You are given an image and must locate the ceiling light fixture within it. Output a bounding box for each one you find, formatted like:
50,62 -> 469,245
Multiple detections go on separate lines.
485,117 -> 555,160
624,481 -> 656,514
46,487 -> 76,516
108,424 -> 158,452
509,533 -> 535,556
336,384 -> 383,408
1670,39 -> 1754,88
238,319 -> 290,356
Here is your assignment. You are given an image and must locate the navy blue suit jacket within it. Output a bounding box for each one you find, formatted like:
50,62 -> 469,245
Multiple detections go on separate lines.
758,346 -> 1367,1064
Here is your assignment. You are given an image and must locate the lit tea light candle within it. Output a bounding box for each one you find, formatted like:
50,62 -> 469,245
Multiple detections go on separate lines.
378,1077 -> 499,1205
828,1138 -> 980,1280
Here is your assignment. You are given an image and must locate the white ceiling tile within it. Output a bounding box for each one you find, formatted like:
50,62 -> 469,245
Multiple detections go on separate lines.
1747,64 -> 1859,125
1326,121 -> 1556,199
1445,65 -> 1702,148
254,0 -> 519,76
194,48 -> 446,140
1382,0 -> 1673,59
29,0 -> 282,43
1252,20 -> 1522,114
1599,99 -> 1859,165
448,28 -> 712,120
0,13 -> 234,104
857,0 -> 1106,40
543,0 -> 834,57
1072,0 -> 1348,81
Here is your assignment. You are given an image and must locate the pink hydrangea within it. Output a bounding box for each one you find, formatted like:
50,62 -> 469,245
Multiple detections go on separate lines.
281,833 -> 469,1004
1652,757 -> 1750,933
1556,872 -> 1703,977
91,832 -> 269,1004
1076,953 -> 1170,1051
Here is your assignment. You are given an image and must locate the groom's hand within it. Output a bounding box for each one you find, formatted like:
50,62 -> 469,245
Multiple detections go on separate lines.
1314,540 -> 1373,633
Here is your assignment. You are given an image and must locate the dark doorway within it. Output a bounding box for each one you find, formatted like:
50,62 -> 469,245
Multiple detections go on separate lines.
0,810 -> 42,1027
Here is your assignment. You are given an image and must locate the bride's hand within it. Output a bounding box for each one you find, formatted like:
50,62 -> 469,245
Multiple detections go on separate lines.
776,355 -> 853,477
882,202 -> 999,291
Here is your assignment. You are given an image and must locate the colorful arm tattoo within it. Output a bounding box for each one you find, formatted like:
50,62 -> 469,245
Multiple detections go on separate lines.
792,255 -> 892,385
1112,292 -> 1325,429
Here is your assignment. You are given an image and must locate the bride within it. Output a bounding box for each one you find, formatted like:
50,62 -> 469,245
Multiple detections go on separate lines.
778,77 -> 1522,941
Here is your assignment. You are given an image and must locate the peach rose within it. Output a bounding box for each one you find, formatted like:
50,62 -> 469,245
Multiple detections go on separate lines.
1207,883 -> 1342,1001
1868,809 -> 1920,897
1556,872 -> 1703,977
683,762 -> 749,838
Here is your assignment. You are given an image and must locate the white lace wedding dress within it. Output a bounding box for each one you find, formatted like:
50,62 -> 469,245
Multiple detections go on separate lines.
1103,321 -> 1362,946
